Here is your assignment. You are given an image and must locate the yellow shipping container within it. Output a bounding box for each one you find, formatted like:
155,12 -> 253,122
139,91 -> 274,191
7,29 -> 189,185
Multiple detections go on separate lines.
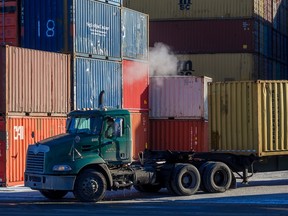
209,81 -> 288,157
124,0 -> 254,20
177,53 -> 256,82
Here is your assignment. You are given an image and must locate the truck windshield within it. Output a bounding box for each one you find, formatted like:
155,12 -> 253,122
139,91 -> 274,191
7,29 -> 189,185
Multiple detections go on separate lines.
66,116 -> 103,135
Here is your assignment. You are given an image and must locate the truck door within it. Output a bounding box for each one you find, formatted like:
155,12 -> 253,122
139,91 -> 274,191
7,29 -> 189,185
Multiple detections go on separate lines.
101,117 -> 130,164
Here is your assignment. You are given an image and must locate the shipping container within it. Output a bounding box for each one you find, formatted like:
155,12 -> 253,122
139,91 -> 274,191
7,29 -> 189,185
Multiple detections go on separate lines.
149,76 -> 211,120
176,53 -> 288,82
149,119 -> 208,153
0,0 -> 19,46
0,116 -> 66,186
122,60 -> 149,111
21,0 -> 121,60
130,112 -> 148,160
73,57 -> 122,110
124,0 -> 256,20
209,81 -> 288,157
122,7 -> 148,60
0,46 -> 71,115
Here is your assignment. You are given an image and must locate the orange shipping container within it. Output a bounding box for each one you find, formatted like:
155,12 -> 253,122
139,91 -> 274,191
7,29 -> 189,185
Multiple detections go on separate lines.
0,116 -> 66,186
130,112 -> 149,160
149,119 -> 209,152
0,46 -> 71,115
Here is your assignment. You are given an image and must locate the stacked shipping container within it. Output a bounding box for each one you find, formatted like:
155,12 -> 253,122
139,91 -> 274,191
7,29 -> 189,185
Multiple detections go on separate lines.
148,76 -> 211,152
0,46 -> 70,186
124,0 -> 288,81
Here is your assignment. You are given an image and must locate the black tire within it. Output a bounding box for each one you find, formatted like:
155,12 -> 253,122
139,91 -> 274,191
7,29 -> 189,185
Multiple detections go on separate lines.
198,162 -> 215,192
202,162 -> 232,193
40,190 -> 68,200
73,169 -> 107,202
134,184 -> 162,193
166,180 -> 179,195
171,164 -> 200,196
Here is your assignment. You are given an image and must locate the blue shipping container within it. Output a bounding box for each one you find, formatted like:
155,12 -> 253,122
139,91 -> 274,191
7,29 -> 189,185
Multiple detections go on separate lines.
74,57 -> 122,109
21,0 -> 121,60
122,8 -> 148,60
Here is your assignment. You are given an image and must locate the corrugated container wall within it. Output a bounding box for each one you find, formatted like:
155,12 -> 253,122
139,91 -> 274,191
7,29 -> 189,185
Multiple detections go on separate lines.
149,76 -> 212,120
122,8 -> 149,60
21,0 -> 121,60
123,0 -> 254,20
150,19 -> 285,61
0,0 -> 19,46
131,112 -> 148,160
176,53 -> 288,82
149,119 -> 209,153
209,81 -> 288,157
0,46 -> 71,115
0,116 -> 66,186
73,57 -> 122,110
122,60 -> 149,111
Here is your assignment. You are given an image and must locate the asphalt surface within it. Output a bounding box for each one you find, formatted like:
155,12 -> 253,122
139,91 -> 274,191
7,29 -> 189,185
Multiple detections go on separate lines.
0,171 -> 287,215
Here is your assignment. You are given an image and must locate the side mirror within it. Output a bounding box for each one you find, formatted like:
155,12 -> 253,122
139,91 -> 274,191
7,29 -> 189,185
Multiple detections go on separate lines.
31,131 -> 35,139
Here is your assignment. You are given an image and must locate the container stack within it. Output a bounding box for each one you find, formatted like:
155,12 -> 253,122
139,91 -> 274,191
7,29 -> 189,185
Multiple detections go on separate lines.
0,0 -> 149,170
124,0 -> 288,81
149,76 -> 211,152
0,46 -> 70,186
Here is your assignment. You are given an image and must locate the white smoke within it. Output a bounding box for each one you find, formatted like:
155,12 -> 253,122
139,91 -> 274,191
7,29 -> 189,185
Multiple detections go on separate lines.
124,61 -> 148,84
149,42 -> 179,76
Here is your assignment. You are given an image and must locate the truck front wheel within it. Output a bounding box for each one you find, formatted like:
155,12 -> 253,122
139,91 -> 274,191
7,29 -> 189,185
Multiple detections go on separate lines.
171,164 -> 200,196
74,169 -> 107,202
40,190 -> 68,200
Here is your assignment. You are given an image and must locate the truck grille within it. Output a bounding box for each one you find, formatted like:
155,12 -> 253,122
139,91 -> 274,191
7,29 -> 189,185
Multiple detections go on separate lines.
26,151 -> 45,173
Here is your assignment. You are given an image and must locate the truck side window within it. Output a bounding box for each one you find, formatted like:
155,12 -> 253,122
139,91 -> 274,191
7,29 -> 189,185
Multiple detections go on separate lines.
104,117 -> 123,138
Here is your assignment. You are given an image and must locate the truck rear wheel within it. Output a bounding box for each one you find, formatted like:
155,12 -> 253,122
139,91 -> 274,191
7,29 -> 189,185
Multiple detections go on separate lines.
74,169 -> 107,202
171,164 -> 200,196
40,190 -> 68,200
202,162 -> 232,193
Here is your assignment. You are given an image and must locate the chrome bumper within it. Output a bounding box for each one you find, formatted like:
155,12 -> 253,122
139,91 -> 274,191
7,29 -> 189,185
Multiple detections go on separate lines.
24,173 -> 76,191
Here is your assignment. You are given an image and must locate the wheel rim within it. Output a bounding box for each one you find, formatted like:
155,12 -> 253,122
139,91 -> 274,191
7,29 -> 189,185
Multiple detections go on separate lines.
82,177 -> 99,196
214,170 -> 226,186
181,172 -> 196,188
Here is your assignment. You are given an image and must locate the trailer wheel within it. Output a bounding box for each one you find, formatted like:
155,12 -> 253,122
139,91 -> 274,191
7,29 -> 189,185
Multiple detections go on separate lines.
198,162 -> 215,192
202,162 -> 232,193
171,164 -> 200,196
73,169 -> 107,202
40,190 -> 68,200
134,184 -> 162,193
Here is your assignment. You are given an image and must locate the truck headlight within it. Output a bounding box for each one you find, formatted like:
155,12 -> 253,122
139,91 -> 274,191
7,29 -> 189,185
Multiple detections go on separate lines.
53,165 -> 72,171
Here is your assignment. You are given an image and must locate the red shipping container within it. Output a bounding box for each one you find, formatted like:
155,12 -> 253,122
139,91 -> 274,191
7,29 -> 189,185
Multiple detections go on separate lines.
0,116 -> 66,186
0,1 -> 19,46
122,60 -> 149,111
149,119 -> 209,152
130,112 -> 149,160
150,19 -> 255,54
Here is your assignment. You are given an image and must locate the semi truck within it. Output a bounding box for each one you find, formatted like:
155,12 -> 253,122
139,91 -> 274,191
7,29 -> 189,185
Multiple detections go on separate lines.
24,106 -> 256,202
25,80 -> 288,202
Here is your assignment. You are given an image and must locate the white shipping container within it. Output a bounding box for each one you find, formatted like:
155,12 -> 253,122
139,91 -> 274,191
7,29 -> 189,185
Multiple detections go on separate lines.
149,76 -> 212,120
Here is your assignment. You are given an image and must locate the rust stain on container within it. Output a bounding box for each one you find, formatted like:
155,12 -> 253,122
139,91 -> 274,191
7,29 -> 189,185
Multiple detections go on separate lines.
0,116 -> 66,186
0,46 -> 71,115
149,119 -> 209,153
209,81 -> 288,157
123,60 -> 149,111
